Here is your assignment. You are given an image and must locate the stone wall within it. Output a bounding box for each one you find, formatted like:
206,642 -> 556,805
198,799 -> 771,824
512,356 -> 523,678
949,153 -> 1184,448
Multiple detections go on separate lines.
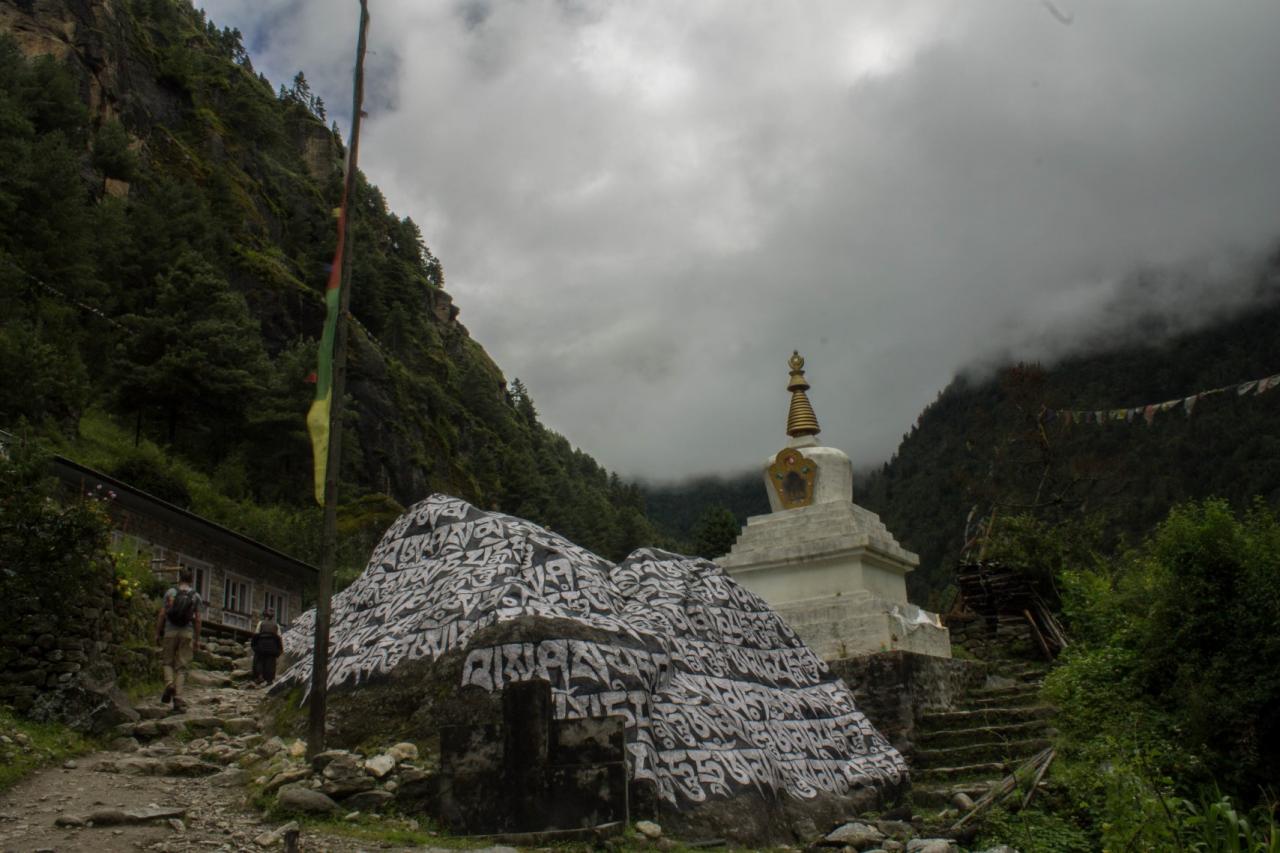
0,557 -> 150,732
828,650 -> 986,757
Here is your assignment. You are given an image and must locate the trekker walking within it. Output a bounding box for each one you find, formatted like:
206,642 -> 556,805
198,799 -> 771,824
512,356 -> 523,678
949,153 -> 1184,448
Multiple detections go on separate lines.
250,608 -> 283,685
155,566 -> 202,713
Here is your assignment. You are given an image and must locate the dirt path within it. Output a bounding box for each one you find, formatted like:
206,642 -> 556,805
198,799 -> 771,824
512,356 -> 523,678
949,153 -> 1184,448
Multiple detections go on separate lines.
0,671 -> 376,853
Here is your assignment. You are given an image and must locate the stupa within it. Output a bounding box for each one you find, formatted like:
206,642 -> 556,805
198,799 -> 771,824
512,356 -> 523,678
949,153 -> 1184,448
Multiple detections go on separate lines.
719,352 -> 951,660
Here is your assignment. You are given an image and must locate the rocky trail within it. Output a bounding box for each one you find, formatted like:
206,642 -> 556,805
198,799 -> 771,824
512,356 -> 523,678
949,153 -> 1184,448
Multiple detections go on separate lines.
0,642 -> 442,853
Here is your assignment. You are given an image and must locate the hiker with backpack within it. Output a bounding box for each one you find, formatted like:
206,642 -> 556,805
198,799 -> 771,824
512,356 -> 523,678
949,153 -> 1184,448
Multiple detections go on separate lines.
250,608 -> 283,685
155,566 -> 202,713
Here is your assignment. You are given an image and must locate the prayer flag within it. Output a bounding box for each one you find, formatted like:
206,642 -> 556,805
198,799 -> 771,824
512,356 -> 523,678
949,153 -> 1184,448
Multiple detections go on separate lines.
307,203 -> 350,506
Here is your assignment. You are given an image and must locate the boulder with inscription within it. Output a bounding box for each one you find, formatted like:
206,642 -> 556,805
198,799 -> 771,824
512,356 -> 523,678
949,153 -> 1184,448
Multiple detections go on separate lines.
273,495 -> 907,844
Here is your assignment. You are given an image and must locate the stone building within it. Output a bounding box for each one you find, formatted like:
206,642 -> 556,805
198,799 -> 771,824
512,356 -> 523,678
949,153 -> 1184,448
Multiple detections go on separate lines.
50,456 -> 316,636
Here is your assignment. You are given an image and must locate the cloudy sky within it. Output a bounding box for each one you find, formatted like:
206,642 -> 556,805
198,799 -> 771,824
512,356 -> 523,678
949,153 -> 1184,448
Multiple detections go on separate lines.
198,0 -> 1280,481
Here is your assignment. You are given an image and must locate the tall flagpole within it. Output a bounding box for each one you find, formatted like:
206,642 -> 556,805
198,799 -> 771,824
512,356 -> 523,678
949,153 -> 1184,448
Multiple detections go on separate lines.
308,0 -> 370,760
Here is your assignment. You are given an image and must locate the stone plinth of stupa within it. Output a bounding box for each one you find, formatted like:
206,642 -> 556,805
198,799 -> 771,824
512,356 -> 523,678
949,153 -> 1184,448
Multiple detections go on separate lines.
719,352 -> 951,660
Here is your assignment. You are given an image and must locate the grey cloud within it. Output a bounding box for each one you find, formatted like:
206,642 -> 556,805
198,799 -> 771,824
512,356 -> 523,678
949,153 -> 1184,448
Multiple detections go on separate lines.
198,0 -> 1280,481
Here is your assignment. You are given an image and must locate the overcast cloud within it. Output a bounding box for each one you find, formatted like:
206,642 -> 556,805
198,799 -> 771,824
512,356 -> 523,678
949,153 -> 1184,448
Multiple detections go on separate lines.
198,0 -> 1280,480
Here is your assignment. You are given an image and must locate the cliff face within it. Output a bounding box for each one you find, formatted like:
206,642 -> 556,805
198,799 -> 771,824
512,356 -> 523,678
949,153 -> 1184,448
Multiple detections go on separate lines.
0,0 -> 657,561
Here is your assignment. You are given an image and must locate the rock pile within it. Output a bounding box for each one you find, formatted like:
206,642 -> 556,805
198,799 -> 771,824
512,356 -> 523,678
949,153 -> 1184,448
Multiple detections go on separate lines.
815,818 -> 1017,853
256,739 -> 433,818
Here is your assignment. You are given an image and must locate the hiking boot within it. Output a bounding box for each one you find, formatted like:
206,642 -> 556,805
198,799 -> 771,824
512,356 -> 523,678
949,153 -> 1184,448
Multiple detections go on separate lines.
161,685 -> 174,704
171,699 -> 188,715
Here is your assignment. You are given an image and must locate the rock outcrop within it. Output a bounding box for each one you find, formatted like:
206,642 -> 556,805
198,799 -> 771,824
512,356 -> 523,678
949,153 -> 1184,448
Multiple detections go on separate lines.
276,495 -> 908,843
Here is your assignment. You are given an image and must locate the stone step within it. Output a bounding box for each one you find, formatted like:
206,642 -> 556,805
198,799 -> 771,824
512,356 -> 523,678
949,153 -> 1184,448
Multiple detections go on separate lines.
194,649 -> 239,672
909,780 -> 997,809
911,737 -> 1053,769
188,669 -> 233,688
910,778 -> 1051,809
989,663 -> 1051,679
954,690 -> 1043,711
93,755 -> 222,777
912,761 -> 1015,785
918,705 -> 1055,730
120,711 -> 261,742
916,719 -> 1057,750
968,682 -> 1042,698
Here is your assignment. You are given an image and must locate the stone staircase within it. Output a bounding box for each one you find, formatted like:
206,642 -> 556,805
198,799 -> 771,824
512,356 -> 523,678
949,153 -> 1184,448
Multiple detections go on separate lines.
109,637 -> 262,763
909,660 -> 1056,809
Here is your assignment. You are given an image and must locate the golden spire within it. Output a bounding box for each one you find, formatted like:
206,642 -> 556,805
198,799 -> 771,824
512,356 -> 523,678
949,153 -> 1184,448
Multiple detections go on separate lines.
785,350 -> 821,438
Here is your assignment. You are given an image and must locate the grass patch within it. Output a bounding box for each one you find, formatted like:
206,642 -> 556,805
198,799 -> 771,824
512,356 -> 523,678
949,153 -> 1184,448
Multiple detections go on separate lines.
0,707 -> 97,791
286,815 -> 740,851
972,806 -> 1094,853
123,677 -> 165,706
262,685 -> 307,739
291,814 -> 487,848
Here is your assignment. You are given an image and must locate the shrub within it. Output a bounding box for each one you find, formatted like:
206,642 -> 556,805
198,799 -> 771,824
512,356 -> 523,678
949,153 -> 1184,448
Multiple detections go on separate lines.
0,443 -> 111,622
1047,498 -> 1280,828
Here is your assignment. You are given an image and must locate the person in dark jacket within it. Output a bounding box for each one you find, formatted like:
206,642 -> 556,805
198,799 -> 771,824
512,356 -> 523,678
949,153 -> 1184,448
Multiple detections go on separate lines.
250,609 -> 283,685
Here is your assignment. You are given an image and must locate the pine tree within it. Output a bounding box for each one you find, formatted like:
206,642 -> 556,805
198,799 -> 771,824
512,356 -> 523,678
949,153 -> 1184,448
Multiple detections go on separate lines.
691,506 -> 741,559
112,253 -> 269,450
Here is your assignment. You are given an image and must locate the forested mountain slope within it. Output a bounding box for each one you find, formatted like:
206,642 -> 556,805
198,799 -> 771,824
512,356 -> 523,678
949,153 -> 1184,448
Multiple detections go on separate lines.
861,252 -> 1280,602
0,0 -> 655,562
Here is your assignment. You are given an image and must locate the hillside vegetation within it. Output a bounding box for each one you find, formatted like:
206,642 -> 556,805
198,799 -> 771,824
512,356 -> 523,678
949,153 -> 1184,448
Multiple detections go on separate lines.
0,0 -> 658,569
859,258 -> 1280,604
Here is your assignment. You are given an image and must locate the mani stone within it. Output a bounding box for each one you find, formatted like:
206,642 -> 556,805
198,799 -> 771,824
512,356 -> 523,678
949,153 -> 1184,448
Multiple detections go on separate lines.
277,784 -> 339,814
906,840 -> 957,853
364,754 -> 396,778
253,820 -> 300,848
272,494 -> 907,845
310,749 -> 351,772
342,789 -> 394,812
826,821 -> 885,848
387,742 -> 418,762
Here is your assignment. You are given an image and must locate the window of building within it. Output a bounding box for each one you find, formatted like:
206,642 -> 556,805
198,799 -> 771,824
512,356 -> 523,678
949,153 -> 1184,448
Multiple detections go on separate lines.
223,574 -> 251,614
263,588 -> 289,625
178,556 -> 211,601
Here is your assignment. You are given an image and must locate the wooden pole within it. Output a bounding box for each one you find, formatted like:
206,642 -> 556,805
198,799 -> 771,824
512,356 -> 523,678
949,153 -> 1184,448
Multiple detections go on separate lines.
308,0 -> 370,759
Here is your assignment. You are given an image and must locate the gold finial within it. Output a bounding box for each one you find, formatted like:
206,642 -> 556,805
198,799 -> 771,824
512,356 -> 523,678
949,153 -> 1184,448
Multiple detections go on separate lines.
785,350 -> 821,438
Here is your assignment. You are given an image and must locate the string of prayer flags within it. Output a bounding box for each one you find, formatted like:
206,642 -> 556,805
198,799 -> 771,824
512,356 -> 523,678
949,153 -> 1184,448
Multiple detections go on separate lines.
1041,371 -> 1280,429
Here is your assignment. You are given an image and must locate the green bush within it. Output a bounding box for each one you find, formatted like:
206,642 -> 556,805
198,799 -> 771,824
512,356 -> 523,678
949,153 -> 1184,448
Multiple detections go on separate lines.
0,443 -> 111,621
1041,498 -> 1280,847
1050,499 -> 1280,800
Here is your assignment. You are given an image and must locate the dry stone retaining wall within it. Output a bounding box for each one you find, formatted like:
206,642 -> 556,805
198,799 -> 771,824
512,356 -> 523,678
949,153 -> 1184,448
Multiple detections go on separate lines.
0,557 -> 154,731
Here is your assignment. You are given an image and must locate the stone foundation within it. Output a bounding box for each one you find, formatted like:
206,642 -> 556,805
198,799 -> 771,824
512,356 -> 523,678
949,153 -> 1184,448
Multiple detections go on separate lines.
828,651 -> 986,758
775,593 -> 952,660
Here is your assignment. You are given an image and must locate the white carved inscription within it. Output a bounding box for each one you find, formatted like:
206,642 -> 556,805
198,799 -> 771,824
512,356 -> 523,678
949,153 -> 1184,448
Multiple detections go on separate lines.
279,495 -> 906,806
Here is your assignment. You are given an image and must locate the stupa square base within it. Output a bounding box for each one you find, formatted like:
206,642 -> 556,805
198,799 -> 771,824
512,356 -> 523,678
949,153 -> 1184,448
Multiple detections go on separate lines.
773,592 -> 952,661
